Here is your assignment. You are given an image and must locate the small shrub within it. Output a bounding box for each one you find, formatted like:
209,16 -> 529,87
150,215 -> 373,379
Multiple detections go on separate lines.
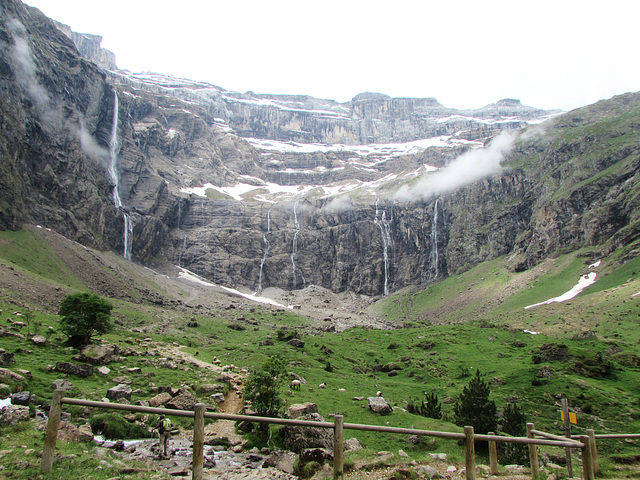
89,413 -> 152,440
407,392 -> 441,419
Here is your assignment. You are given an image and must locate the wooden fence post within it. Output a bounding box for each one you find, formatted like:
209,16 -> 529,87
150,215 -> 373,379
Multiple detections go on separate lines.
527,423 -> 539,480
562,398 -> 574,478
41,391 -> 64,472
464,426 -> 476,480
192,403 -> 205,480
580,435 -> 594,480
488,432 -> 498,475
333,415 -> 344,480
587,429 -> 599,474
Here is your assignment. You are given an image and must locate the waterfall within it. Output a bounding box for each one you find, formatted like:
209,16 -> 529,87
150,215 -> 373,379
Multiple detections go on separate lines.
290,201 -> 305,289
258,205 -> 274,292
429,199 -> 440,281
267,206 -> 272,233
374,198 -> 393,296
107,90 -> 132,261
257,234 -> 270,292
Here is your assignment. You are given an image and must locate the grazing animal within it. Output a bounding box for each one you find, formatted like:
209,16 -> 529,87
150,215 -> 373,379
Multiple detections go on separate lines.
376,391 -> 382,397
319,383 -> 326,389
290,379 -> 301,391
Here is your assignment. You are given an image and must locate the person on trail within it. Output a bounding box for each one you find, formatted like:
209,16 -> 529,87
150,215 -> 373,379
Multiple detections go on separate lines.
156,414 -> 172,458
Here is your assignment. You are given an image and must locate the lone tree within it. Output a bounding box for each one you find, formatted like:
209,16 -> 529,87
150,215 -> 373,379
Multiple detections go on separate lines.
58,292 -> 113,346
453,369 -> 497,434
407,391 -> 442,419
499,402 -> 528,465
243,355 -> 287,433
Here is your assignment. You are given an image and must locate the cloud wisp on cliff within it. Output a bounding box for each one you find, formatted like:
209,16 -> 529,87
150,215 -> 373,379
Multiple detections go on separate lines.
393,132 -> 517,203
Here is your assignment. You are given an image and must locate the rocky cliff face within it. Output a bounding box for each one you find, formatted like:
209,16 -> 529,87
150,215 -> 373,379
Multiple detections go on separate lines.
2,0 -> 640,298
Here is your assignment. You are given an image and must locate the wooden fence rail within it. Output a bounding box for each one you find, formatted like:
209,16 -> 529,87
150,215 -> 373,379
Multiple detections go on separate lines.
40,393 -> 635,480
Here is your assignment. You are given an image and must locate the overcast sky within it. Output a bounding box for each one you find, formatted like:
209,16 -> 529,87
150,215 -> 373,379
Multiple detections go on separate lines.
21,0 -> 640,111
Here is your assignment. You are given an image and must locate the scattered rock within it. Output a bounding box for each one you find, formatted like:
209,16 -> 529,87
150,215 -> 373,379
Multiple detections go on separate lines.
263,450 -> 299,474
30,335 -> 47,346
106,384 -> 132,401
416,465 -> 438,479
287,339 -> 305,349
97,366 -> 111,375
112,376 -> 131,384
55,362 -> 93,378
344,437 -> 363,452
77,344 -> 117,365
10,391 -> 32,406
368,397 -> 392,414
0,405 -> 29,426
287,403 -> 318,419
196,384 -> 226,395
282,404 -> 333,453
166,391 -> 198,410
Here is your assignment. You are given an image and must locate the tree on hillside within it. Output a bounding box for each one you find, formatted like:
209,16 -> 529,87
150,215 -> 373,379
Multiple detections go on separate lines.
243,355 -> 287,433
407,391 -> 442,419
58,292 -> 113,346
499,402 -> 529,465
453,369 -> 497,434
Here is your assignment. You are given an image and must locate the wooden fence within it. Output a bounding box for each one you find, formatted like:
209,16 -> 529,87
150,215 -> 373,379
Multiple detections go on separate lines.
40,391 -> 635,480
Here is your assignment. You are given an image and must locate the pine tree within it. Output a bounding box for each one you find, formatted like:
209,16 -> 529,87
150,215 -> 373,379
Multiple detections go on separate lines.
453,369 -> 497,434
499,402 -> 529,465
408,392 -> 442,419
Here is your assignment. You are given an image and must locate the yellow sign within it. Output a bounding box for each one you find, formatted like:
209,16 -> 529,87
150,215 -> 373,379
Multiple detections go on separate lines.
561,411 -> 578,424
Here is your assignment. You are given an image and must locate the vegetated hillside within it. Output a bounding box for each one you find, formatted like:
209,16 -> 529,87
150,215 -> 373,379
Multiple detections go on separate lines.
1,224 -> 640,479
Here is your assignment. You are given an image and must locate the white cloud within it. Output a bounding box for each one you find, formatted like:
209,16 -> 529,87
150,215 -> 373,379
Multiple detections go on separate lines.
394,132 -> 517,202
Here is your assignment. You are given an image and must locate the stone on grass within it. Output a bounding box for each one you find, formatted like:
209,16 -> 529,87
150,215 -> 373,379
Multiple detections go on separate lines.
0,405 -> 29,426
148,392 -> 172,407
55,362 -> 93,377
106,384 -> 132,401
166,391 -> 198,410
368,396 -> 392,414
30,335 -> 47,346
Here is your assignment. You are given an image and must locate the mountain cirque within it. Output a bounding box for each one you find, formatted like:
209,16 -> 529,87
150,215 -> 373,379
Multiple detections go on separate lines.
2,0 -> 639,298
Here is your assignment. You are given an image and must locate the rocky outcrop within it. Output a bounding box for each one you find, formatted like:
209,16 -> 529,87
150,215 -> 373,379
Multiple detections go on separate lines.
52,21 -> 117,70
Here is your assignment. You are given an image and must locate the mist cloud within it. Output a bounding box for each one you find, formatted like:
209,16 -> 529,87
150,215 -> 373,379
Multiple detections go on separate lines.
394,131 -> 517,202
78,118 -> 109,164
6,18 -> 59,129
322,196 -> 354,212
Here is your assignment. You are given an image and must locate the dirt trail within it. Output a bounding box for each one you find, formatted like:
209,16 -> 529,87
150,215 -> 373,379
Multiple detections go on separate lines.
155,343 -> 247,446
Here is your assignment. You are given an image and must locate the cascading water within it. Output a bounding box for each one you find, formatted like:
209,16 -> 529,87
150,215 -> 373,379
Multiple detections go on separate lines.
290,202 -> 305,289
374,198 -> 393,296
429,199 -> 440,281
258,206 -> 273,292
257,234 -> 270,292
107,90 -> 132,260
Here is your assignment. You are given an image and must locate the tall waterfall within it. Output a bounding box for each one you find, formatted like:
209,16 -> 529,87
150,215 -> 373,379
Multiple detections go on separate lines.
258,205 -> 274,292
257,234 -> 270,292
290,202 -> 305,289
429,199 -> 440,280
374,198 -> 393,296
107,91 -> 132,261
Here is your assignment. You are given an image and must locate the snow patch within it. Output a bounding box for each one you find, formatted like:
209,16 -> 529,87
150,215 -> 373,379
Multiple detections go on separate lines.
525,272 -> 597,309
176,267 -> 290,308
